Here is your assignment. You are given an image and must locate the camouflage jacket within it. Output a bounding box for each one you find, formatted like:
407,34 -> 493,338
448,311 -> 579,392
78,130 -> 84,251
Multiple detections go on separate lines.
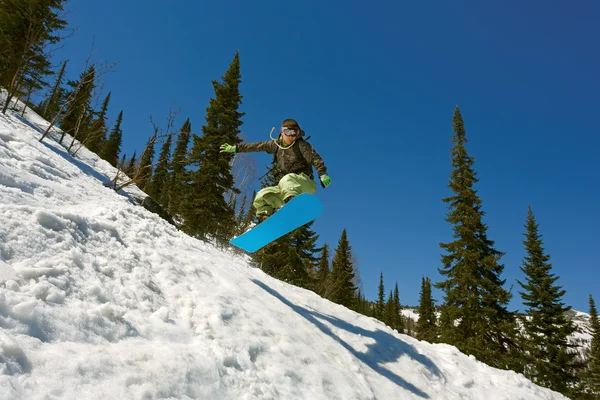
237,138 -> 328,184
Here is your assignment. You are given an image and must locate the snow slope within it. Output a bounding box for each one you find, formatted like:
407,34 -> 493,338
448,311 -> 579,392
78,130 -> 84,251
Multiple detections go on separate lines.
0,103 -> 569,399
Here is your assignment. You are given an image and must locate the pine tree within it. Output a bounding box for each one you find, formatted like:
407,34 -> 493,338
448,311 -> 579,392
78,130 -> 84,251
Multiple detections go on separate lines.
183,53 -> 244,241
393,283 -> 404,333
330,229 -> 356,309
87,92 -> 111,153
146,134 -> 172,205
583,295 -> 600,397
316,244 -> 331,298
0,0 -> 68,114
376,272 -> 385,320
137,135 -> 156,191
100,110 -> 123,167
435,106 -> 516,369
416,276 -> 438,342
59,65 -> 96,144
163,118 -> 190,214
40,59 -> 68,119
517,206 -> 579,395
384,291 -> 395,327
125,151 -> 137,177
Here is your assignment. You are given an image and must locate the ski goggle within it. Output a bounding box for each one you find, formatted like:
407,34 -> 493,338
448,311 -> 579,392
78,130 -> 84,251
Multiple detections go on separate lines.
281,127 -> 299,137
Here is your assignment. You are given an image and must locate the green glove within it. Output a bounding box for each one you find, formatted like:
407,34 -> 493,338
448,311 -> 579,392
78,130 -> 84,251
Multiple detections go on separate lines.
320,175 -> 331,188
219,143 -> 236,153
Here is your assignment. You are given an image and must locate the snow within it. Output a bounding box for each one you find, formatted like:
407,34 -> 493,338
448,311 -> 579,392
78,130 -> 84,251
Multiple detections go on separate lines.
0,99 -> 569,399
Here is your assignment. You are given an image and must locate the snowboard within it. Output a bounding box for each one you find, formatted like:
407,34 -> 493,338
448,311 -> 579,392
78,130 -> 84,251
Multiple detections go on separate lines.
230,193 -> 323,253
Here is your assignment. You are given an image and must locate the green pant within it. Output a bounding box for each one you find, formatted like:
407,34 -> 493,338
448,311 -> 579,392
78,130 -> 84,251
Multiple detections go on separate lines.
254,173 -> 317,216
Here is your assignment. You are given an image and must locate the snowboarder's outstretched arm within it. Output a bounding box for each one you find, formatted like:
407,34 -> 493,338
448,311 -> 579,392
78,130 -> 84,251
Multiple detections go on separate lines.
220,141 -> 278,154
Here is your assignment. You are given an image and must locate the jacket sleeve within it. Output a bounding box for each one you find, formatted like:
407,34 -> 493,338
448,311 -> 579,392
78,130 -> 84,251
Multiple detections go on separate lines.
237,140 -> 277,154
300,140 -> 328,177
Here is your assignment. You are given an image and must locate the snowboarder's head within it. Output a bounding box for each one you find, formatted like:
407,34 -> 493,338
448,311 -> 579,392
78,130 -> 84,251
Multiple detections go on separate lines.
280,119 -> 301,145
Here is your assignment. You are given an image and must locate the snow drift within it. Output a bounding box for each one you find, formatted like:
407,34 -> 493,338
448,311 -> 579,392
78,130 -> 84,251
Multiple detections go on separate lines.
0,103 -> 568,399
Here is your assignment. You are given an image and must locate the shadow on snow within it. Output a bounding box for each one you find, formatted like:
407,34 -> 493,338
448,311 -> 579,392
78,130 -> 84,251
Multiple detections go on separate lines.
252,279 -> 444,399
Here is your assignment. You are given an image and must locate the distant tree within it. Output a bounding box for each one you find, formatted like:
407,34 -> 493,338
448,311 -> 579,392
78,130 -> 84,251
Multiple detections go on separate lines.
39,59 -> 68,119
146,133 -> 172,204
100,110 -> 123,167
582,295 -> 600,397
330,229 -> 356,309
415,276 -> 438,342
0,0 -> 68,114
435,106 -> 516,369
182,52 -> 244,241
125,151 -> 137,176
355,289 -> 372,317
85,91 -> 111,153
384,290 -> 395,327
136,133 -> 156,191
167,118 -> 191,214
315,244 -> 331,298
517,205 -> 579,395
375,272 -> 385,320
59,65 -> 96,145
393,283 -> 404,333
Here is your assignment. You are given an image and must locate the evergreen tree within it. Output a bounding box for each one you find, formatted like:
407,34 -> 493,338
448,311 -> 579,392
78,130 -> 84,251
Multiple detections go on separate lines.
59,65 -> 96,144
415,276 -> 438,342
384,291 -> 395,327
87,92 -> 111,153
125,151 -> 137,177
376,272 -> 385,320
183,53 -> 244,241
316,244 -> 331,298
583,295 -> 600,397
146,134 -> 172,204
331,229 -> 356,309
435,106 -> 516,369
100,110 -> 123,167
167,118 -> 192,214
393,283 -> 404,333
40,59 -> 67,119
0,0 -> 68,114
137,135 -> 156,191
517,205 -> 578,395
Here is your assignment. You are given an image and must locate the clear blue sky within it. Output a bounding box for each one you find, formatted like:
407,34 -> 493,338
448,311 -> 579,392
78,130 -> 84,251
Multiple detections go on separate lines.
51,1 -> 599,313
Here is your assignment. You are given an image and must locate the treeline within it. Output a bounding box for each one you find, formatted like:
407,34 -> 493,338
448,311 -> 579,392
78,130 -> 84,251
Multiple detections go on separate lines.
2,3 -> 599,399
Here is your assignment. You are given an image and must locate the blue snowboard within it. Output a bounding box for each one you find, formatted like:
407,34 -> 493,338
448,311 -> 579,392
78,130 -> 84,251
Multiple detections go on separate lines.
230,193 -> 323,253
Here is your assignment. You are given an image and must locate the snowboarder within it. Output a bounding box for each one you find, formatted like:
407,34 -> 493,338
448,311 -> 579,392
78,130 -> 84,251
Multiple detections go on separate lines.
220,118 -> 331,222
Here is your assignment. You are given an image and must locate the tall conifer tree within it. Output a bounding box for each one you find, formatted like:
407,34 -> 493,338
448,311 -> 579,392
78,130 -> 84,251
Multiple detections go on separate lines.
393,283 -> 404,333
59,66 -> 96,144
376,272 -> 385,320
87,92 -> 111,153
167,118 -> 192,214
415,277 -> 438,342
583,295 -> 600,397
331,229 -> 356,309
517,205 -> 578,395
40,59 -> 68,119
137,135 -> 156,191
316,244 -> 331,298
183,53 -> 244,241
146,134 -> 172,204
100,110 -> 123,167
435,106 -> 515,369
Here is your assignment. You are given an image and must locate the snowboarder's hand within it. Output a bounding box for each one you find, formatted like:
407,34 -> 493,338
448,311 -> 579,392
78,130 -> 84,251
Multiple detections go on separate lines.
220,143 -> 236,153
320,175 -> 331,188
